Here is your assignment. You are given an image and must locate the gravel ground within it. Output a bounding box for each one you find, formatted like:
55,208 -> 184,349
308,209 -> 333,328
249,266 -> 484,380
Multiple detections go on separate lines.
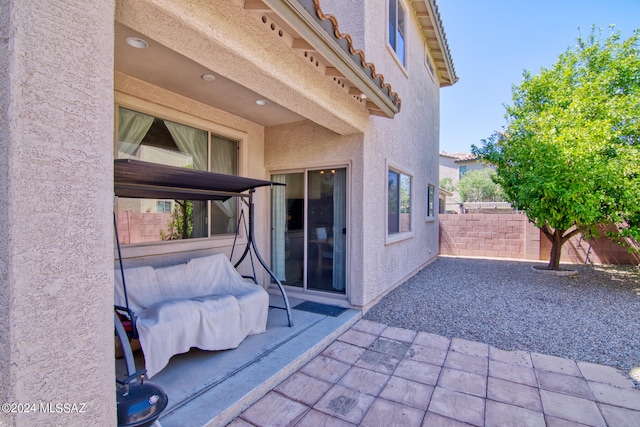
364,256 -> 640,382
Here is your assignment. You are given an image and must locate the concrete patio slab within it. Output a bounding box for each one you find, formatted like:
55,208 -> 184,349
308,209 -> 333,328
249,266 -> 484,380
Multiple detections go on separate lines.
578,361 -> 636,388
486,377 -> 542,411
230,319 -> 640,427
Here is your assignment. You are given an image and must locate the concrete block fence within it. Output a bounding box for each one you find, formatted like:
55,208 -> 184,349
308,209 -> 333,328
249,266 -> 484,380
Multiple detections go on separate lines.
439,213 -> 640,265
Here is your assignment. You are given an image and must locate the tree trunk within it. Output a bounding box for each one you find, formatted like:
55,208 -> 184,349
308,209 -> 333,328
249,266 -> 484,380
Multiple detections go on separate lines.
548,229 -> 564,270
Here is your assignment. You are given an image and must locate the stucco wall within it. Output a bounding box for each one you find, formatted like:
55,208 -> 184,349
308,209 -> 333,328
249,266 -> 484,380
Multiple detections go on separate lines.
265,1 -> 443,309
358,1 -> 442,308
265,120 -> 365,303
1,0 -> 116,425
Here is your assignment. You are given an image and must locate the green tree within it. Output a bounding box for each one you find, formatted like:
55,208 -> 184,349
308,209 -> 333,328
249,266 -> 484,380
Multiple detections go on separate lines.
473,27 -> 640,270
458,168 -> 506,203
160,200 -> 194,240
439,177 -> 456,192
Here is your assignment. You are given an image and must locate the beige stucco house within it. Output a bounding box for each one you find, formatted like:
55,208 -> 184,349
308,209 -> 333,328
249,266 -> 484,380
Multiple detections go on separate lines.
1,0 -> 456,424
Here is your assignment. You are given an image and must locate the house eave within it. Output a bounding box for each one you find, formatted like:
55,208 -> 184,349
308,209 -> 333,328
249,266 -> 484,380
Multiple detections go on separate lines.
262,0 -> 401,118
410,0 -> 458,87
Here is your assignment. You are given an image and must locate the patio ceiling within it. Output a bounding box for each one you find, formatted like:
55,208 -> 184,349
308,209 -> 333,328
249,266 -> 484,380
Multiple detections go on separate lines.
115,22 -> 305,128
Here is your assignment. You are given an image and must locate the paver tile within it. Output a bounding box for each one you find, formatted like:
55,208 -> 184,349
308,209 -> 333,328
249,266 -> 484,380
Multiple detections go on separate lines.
394,358 -> 441,386
489,347 -> 533,368
301,355 -> 351,383
438,367 -> 487,398
544,415 -> 592,426
338,366 -> 390,396
369,336 -> 411,358
295,409 -> 356,427
428,387 -> 485,427
338,329 -> 378,348
413,331 -> 451,350
577,361 -> 636,389
406,343 -> 448,366
531,353 -> 581,377
355,349 -> 401,375
323,340 -> 367,365
450,338 -> 489,358
240,391 -> 308,427
422,412 -> 474,426
380,325 -> 417,343
351,319 -> 386,336
487,377 -> 542,411
444,351 -> 488,376
597,403 -> 640,427
314,384 -> 376,425
361,397 -> 425,427
536,370 -> 595,400
275,372 -> 332,406
226,418 -> 255,427
589,381 -> 640,410
540,389 -> 606,427
485,400 -> 545,427
489,360 -> 537,387
379,376 -> 434,411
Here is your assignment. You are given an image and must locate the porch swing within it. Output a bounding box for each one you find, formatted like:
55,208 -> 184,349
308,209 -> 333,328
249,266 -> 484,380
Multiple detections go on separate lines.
114,159 -> 293,378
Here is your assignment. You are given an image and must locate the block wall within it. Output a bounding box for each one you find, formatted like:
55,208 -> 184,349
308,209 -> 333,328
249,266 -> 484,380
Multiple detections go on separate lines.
439,214 -> 640,265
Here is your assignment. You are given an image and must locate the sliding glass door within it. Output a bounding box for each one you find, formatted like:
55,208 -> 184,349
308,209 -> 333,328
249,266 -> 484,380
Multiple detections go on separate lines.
271,168 -> 346,294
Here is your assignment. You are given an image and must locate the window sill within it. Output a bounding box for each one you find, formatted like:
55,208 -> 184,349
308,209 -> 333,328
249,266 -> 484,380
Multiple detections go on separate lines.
386,44 -> 408,78
117,235 -> 245,259
385,231 -> 414,245
425,217 -> 437,223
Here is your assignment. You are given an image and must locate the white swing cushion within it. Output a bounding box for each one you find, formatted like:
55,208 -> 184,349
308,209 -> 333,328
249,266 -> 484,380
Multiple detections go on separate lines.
114,253 -> 269,377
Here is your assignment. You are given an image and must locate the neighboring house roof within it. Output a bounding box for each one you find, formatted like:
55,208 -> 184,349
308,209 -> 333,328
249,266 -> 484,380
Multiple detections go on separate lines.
409,0 -> 458,86
439,151 -> 476,161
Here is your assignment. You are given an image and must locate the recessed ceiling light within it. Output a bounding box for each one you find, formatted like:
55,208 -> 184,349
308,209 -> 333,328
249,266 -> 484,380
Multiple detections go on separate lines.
201,74 -> 216,81
125,36 -> 149,49
255,99 -> 269,106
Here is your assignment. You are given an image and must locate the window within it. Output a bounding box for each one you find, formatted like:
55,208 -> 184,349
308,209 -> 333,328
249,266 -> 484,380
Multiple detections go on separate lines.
156,201 -> 172,214
459,165 -> 468,179
427,185 -> 435,217
115,107 -> 238,244
425,48 -> 435,79
388,170 -> 411,234
388,0 -> 406,66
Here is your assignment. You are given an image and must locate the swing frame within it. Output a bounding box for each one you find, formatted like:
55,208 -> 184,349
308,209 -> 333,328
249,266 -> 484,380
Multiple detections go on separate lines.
114,158 -> 293,334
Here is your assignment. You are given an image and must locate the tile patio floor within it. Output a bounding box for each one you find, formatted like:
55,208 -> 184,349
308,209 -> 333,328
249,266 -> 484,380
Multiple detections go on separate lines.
227,319 -> 640,427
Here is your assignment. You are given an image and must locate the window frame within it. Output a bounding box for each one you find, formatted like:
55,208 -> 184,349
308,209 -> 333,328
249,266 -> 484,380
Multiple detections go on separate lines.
114,94 -> 248,257
386,165 -> 413,243
388,0 -> 407,68
425,46 -> 436,82
426,184 -> 436,220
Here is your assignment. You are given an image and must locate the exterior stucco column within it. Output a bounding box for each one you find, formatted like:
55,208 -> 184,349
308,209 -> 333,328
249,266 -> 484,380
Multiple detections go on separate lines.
1,1 -> 115,426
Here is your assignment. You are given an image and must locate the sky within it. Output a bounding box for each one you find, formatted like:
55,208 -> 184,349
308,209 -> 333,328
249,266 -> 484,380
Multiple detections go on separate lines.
437,0 -> 640,154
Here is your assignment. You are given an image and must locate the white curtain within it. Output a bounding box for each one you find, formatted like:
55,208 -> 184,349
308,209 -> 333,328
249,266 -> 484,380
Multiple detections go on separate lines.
271,174 -> 287,281
164,120 -> 208,238
163,120 -> 207,170
332,169 -> 346,291
211,136 -> 237,234
117,107 -> 154,157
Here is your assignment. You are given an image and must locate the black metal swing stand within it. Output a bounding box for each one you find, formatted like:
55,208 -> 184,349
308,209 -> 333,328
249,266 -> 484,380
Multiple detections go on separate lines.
113,158 -> 293,328
231,188 -> 293,326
